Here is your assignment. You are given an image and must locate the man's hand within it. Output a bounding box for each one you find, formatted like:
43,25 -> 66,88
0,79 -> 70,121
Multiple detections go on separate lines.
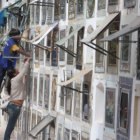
18,48 -> 31,57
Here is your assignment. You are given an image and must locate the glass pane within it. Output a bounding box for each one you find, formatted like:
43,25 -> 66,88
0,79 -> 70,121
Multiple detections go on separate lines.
39,76 -> 43,106
52,29 -> 59,66
87,0 -> 95,18
42,0 -> 47,24
74,84 -> 81,118
46,32 -> 52,65
36,3 -> 40,24
46,0 -> 53,24
137,30 -> 140,79
96,33 -> 104,65
51,76 -> 57,110
60,86 -> 65,108
49,122 -> 55,140
59,30 -> 65,61
34,76 -> 37,104
81,132 -> 89,140
22,110 -> 26,132
67,27 -> 74,64
11,15 -> 17,28
98,0 -> 106,10
121,35 -> 130,61
76,27 -> 84,69
124,0 -> 136,8
39,39 -> 44,62
77,0 -> 84,15
65,83 -> 73,115
108,17 -> 120,66
28,110 -> 31,131
54,0 -> 60,20
72,130 -> 78,140
32,112 -> 36,128
109,0 -> 118,5
105,88 -> 115,128
68,0 -> 75,19
57,125 -> 62,140
120,92 -> 128,130
42,126 -> 49,140
37,114 -> 42,140
108,42 -> 117,65
82,83 -> 89,121
29,75 -> 33,102
44,75 -> 50,109
35,46 -> 39,61
31,5 -> 34,24
64,128 -> 70,140
60,0 -> 66,19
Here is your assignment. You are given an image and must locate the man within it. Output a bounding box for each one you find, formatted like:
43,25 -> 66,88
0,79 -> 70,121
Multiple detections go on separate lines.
0,28 -> 31,92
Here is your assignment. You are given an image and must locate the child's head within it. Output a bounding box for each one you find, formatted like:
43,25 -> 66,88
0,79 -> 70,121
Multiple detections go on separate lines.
7,68 -> 16,79
9,28 -> 20,41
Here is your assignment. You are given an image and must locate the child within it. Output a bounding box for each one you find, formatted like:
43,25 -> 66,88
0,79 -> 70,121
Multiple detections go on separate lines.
4,58 -> 30,140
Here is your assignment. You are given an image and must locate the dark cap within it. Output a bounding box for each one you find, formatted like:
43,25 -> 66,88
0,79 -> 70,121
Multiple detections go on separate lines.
9,28 -> 20,37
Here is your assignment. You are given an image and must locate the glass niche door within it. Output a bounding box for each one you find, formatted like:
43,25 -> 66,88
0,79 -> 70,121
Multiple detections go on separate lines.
86,0 -> 95,18
117,77 -> 133,140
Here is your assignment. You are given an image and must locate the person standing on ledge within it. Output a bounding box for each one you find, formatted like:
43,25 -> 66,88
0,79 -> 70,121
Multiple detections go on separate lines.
0,28 -> 31,92
4,58 -> 30,140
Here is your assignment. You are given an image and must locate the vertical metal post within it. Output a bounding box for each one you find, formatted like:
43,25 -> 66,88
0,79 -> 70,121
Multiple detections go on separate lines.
25,1 -> 31,139
25,63 -> 31,139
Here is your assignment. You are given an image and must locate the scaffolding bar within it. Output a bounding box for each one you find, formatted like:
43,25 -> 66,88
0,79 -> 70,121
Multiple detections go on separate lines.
83,42 -> 107,55
31,1 -> 54,5
29,4 -> 54,7
3,56 -> 32,59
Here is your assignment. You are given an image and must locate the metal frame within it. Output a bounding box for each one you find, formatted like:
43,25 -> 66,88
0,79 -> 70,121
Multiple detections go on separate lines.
29,1 -> 54,7
6,0 -> 22,9
102,39 -> 138,43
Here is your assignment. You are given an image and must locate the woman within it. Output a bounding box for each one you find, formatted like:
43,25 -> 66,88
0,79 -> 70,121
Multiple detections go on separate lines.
4,58 -> 30,140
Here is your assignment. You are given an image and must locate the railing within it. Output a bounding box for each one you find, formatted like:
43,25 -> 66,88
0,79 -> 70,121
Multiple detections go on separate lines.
108,0 -> 118,5
124,0 -> 136,8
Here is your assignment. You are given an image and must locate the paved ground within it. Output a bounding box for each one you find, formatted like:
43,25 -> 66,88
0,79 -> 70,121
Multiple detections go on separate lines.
0,110 -> 38,140
0,125 -> 32,140
0,119 -> 16,140
0,110 -> 27,140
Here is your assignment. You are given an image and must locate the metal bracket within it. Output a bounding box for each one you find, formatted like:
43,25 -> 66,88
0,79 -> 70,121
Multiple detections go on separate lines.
83,42 -> 107,55
118,40 -> 138,43
29,1 -> 54,7
33,44 -> 52,51
62,85 -> 89,95
57,45 -> 77,57
91,42 -> 119,59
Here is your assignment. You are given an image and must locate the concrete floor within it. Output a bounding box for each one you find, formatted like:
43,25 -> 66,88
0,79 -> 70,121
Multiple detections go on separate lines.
0,110 -> 31,140
0,110 -> 41,140
0,118 -> 16,140
0,124 -> 33,140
